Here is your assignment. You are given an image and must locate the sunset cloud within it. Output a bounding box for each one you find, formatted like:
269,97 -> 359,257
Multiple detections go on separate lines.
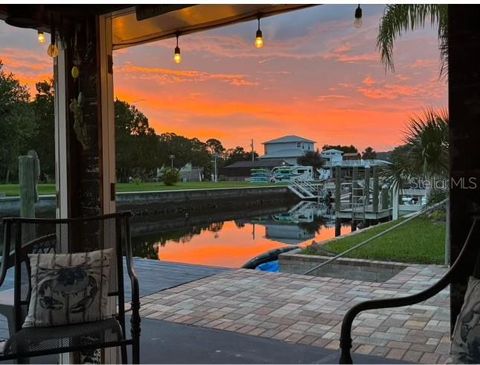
116,64 -> 258,86
323,43 -> 378,64
0,4 -> 447,153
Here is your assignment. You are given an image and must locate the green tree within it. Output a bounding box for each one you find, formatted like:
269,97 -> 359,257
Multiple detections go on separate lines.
377,5 -> 448,76
0,61 -> 34,183
322,145 -> 358,154
362,147 -> 377,160
28,80 -> 55,181
115,99 -> 160,181
224,146 -> 258,165
205,138 -> 225,156
297,150 -> 324,177
405,108 -> 449,178
382,109 -> 448,192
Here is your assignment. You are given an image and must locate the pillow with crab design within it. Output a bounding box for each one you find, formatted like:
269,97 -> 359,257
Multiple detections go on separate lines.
23,248 -> 113,328
451,276 -> 480,363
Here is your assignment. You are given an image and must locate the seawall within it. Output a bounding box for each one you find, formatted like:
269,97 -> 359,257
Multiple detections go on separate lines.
0,186 -> 298,217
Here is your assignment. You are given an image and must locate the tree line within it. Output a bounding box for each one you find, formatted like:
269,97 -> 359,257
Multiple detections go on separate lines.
0,61 -> 258,183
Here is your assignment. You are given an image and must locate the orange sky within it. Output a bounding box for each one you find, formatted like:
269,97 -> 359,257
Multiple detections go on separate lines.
0,5 -> 447,153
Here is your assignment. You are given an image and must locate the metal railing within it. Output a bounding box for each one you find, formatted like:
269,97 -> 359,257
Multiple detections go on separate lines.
303,198 -> 448,275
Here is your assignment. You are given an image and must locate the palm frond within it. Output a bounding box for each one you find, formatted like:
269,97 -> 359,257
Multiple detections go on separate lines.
377,5 -> 448,75
404,107 -> 449,177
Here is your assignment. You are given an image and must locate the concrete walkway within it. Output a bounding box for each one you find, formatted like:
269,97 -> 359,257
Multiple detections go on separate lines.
140,265 -> 450,364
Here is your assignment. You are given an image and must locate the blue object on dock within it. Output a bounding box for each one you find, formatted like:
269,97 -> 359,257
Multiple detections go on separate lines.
256,260 -> 279,272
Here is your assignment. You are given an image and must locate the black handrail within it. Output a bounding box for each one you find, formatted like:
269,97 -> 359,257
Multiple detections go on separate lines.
339,217 -> 479,364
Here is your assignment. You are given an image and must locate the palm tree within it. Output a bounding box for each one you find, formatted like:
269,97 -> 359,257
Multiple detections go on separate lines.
405,108 -> 449,179
381,109 -> 448,209
377,5 -> 448,76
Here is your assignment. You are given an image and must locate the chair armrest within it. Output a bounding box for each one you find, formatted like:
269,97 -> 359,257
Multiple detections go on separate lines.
339,270 -> 453,363
125,256 -> 140,308
339,217 -> 480,364
0,221 -> 12,288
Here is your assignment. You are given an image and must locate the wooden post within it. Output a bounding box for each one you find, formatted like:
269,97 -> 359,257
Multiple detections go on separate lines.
19,152 -> 39,242
335,166 -> 341,213
364,166 -> 370,222
352,167 -> 358,219
335,218 -> 341,237
372,166 -> 379,213
18,155 -> 38,218
381,184 -> 389,210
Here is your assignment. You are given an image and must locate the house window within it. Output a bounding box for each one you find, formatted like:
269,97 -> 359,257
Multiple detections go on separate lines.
297,142 -> 301,147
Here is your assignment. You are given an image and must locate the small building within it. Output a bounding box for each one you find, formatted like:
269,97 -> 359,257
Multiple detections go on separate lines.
220,159 -> 290,181
260,135 -> 316,165
321,149 -> 343,166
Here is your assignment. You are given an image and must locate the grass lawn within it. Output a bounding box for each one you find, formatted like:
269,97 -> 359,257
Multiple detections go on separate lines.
303,216 -> 446,264
0,181 -> 280,197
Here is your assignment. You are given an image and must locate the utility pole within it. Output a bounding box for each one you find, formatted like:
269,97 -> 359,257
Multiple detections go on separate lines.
251,139 -> 255,162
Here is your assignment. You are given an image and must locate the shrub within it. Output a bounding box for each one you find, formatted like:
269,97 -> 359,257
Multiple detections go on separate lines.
163,168 -> 179,186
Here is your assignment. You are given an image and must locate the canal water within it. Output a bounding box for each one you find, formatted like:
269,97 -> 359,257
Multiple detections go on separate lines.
131,201 -> 352,268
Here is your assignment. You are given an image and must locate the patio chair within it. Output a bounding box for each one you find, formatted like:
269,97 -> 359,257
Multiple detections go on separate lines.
0,212 -> 140,363
339,215 -> 480,364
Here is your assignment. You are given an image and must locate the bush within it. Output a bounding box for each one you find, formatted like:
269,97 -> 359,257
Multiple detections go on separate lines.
163,168 -> 179,186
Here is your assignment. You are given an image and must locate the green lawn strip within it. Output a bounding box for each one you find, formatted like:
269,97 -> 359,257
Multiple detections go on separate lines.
303,216 -> 446,264
0,181 -> 282,196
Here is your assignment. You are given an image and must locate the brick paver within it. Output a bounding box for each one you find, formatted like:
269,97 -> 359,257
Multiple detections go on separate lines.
140,264 -> 449,363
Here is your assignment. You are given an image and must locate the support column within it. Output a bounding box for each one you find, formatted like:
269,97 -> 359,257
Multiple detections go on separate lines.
449,5 -> 480,331
99,14 -> 116,215
335,166 -> 341,213
372,167 -> 379,213
54,14 -> 115,219
54,45 -> 69,220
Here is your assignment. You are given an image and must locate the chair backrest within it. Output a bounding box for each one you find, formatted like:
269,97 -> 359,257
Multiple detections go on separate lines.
1,212 -> 132,332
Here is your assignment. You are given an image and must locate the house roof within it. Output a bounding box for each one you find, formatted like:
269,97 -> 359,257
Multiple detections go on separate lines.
263,135 -> 315,144
321,149 -> 344,154
224,159 -> 290,169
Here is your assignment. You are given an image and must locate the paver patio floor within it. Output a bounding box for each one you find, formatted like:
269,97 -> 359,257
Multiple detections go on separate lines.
140,265 -> 450,364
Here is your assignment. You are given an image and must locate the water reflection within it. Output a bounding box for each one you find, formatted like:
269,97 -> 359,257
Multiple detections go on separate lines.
131,202 -> 349,268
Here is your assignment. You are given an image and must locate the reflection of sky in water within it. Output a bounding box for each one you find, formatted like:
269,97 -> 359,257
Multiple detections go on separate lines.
138,203 -> 351,268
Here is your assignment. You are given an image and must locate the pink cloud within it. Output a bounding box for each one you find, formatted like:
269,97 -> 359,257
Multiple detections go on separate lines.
116,64 -> 258,86
362,76 -> 376,86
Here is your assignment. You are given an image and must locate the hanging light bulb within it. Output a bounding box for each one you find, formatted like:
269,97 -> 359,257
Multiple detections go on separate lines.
255,17 -> 264,48
174,34 -> 182,64
37,31 -> 46,44
354,5 -> 363,28
47,25 -> 59,58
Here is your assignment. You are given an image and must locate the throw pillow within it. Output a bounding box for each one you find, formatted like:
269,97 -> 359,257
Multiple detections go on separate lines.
23,248 -> 113,328
451,276 -> 480,363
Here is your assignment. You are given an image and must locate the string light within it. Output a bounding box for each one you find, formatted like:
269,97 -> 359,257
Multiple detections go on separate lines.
255,17 -> 264,48
47,25 -> 59,58
354,5 -> 363,28
174,34 -> 182,64
37,31 -> 46,44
